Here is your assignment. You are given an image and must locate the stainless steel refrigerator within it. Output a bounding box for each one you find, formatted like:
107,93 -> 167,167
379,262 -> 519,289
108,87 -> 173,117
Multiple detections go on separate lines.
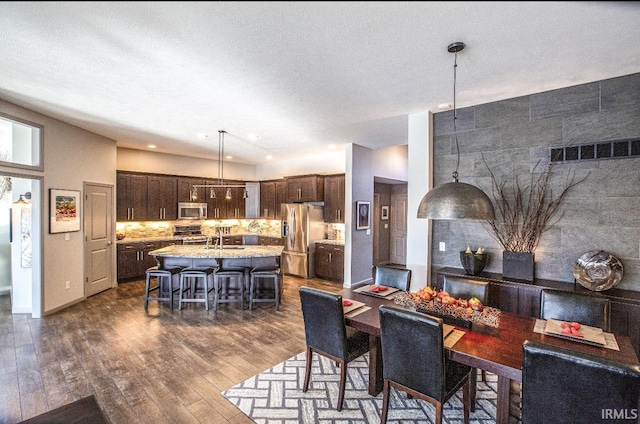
281,203 -> 325,278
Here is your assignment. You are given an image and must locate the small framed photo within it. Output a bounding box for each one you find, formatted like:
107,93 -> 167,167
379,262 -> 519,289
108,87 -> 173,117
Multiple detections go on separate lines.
50,189 -> 81,233
356,201 -> 370,230
381,206 -> 389,220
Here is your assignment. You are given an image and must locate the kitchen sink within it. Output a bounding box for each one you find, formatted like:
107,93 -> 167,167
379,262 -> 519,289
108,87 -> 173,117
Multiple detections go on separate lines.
218,246 -> 245,250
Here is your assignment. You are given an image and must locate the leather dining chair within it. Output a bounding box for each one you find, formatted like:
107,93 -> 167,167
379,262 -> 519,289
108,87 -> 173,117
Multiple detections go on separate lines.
441,275 -> 490,409
540,289 -> 611,331
379,305 -> 471,424
374,265 -> 412,291
299,286 -> 370,411
521,340 -> 640,424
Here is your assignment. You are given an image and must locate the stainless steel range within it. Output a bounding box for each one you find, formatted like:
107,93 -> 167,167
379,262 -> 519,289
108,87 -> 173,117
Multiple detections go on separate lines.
173,224 -> 209,244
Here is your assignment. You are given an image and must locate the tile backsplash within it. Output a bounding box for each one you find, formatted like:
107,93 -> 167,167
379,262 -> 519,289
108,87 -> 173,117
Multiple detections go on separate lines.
116,219 -> 282,239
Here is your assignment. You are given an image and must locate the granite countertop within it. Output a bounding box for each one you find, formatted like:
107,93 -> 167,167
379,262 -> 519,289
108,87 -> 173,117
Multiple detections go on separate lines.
315,239 -> 345,246
149,244 -> 284,259
116,233 -> 282,245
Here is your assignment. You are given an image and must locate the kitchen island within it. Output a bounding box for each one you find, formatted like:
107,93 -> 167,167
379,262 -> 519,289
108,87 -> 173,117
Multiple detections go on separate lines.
149,244 -> 283,269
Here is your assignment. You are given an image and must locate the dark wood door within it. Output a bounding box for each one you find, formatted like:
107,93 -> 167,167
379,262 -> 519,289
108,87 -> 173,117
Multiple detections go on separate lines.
260,181 -> 276,218
177,177 -> 205,202
324,174 -> 345,223
116,173 -> 148,221
275,180 -> 287,219
147,175 -> 178,220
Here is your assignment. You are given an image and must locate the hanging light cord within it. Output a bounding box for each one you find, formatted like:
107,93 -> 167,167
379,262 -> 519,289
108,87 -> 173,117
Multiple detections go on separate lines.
452,48 -> 460,182
218,130 -> 226,185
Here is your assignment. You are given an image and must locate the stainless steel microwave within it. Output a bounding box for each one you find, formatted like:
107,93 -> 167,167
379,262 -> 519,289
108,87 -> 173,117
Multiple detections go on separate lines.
178,202 -> 207,220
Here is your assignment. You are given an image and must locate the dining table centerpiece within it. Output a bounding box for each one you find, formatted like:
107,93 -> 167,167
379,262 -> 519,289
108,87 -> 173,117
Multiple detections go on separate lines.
483,159 -> 587,281
394,286 -> 501,328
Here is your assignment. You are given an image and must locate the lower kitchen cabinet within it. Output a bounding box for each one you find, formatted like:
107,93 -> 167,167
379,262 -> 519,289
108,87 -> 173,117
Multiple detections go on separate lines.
117,240 -> 177,282
258,236 -> 283,246
314,243 -> 344,282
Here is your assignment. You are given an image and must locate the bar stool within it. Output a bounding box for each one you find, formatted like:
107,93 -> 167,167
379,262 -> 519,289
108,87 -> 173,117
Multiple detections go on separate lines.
178,266 -> 217,310
214,267 -> 247,309
249,266 -> 282,310
144,266 -> 182,309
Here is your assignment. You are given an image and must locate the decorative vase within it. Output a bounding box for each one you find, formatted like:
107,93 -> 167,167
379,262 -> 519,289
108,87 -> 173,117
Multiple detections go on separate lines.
460,251 -> 488,276
502,251 -> 535,281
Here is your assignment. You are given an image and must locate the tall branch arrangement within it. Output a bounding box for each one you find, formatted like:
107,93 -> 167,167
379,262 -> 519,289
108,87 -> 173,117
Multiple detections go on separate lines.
484,159 -> 587,253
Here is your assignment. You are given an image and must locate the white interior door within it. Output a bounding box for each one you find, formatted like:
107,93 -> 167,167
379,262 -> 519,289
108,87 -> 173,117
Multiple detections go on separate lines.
84,182 -> 114,297
390,193 -> 407,265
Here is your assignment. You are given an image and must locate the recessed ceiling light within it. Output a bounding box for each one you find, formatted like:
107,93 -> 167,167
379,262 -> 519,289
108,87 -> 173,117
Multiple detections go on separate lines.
148,144 -> 156,149
328,144 -> 336,150
225,155 -> 233,160
266,155 -> 273,160
438,103 -> 452,110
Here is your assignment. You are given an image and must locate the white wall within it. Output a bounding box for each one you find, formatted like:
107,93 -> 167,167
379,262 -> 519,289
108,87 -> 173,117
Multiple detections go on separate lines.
117,147 -> 257,180
257,150 -> 345,180
0,99 -> 117,315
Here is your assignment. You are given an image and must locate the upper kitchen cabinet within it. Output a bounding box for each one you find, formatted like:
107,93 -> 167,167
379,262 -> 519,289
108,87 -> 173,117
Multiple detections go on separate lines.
117,172 -> 148,221
285,175 -> 324,203
177,177 -> 206,203
147,175 -> 178,220
323,174 -> 345,223
260,179 -> 286,219
206,180 -> 246,219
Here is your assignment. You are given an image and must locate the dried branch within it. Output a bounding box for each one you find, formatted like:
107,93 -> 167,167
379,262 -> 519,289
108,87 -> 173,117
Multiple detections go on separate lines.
483,157 -> 588,253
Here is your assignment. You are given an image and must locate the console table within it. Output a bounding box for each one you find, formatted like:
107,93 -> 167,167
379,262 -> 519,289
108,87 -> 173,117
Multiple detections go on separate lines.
434,267 -> 640,358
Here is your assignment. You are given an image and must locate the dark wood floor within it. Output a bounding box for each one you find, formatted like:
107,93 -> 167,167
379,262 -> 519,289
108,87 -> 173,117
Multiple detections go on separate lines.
0,275 -> 343,423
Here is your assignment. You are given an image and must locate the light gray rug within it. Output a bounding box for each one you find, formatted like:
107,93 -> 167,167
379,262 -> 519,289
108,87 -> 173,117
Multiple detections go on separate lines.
222,352 -> 505,424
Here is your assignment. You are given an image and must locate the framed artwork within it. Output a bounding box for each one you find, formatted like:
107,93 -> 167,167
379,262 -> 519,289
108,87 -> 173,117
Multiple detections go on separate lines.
50,189 -> 81,233
356,201 -> 370,230
381,205 -> 389,220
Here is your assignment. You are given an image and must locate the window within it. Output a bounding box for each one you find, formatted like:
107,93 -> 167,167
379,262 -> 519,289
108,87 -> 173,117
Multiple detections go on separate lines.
0,113 -> 43,171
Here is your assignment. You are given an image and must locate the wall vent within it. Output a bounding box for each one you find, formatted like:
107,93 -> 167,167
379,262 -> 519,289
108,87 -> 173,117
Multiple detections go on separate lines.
550,138 -> 640,162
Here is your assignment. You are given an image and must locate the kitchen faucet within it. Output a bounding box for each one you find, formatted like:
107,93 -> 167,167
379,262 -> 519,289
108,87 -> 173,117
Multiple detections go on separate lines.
216,227 -> 224,249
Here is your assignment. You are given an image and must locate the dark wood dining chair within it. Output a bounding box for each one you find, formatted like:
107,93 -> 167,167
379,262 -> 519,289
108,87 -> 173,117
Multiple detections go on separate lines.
298,286 -> 370,411
441,275 -> 490,409
378,305 -> 471,424
540,289 -> 611,331
522,340 -> 640,424
374,265 -> 412,291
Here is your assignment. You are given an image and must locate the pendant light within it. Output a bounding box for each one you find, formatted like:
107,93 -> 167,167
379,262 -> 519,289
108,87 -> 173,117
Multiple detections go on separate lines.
417,42 -> 495,220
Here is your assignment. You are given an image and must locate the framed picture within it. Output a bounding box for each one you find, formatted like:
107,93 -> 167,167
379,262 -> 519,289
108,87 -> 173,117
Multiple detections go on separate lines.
49,189 -> 81,233
381,206 -> 389,220
356,201 -> 370,230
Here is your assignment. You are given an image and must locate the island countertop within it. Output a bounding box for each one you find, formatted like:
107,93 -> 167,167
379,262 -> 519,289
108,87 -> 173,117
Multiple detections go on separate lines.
149,244 -> 283,259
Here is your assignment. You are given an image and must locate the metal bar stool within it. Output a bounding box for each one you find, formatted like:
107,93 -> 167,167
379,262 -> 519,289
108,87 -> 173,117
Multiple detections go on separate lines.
249,266 -> 282,310
214,267 -> 247,309
178,266 -> 217,310
144,266 -> 182,309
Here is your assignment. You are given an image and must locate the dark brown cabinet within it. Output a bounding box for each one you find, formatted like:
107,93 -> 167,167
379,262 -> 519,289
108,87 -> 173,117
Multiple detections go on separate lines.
285,175 -> 324,203
258,236 -> 283,246
206,180 -> 245,219
117,240 -> 173,281
314,243 -> 344,282
435,267 -> 640,358
323,174 -> 345,223
117,172 -> 148,221
260,179 -> 287,219
222,235 -> 243,246
177,177 -> 206,203
147,175 -> 178,220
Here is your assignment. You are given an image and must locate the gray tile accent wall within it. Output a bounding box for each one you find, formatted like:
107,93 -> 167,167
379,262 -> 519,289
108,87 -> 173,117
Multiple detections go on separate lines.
431,72 -> 640,291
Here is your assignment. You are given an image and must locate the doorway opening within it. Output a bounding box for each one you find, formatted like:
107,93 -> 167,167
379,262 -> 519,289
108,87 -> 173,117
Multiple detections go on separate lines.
373,179 -> 407,267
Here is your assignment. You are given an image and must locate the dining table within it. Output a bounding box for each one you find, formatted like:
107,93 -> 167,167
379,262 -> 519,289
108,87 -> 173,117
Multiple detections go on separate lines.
340,286 -> 640,424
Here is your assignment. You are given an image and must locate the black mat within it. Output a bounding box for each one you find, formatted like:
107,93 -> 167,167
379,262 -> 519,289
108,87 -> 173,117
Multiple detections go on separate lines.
18,395 -> 107,424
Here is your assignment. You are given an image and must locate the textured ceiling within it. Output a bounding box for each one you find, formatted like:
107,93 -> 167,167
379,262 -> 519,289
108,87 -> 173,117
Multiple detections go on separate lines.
1,2 -> 639,165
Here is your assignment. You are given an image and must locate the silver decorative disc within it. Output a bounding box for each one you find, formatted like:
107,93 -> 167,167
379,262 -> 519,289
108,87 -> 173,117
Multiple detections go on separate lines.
572,250 -> 623,291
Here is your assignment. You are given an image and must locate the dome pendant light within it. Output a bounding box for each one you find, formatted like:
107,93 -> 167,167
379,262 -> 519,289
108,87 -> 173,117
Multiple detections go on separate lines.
417,42 -> 495,220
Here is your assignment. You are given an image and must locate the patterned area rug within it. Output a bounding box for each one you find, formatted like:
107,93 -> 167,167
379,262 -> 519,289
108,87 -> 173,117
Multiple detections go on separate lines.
222,352 -> 504,424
